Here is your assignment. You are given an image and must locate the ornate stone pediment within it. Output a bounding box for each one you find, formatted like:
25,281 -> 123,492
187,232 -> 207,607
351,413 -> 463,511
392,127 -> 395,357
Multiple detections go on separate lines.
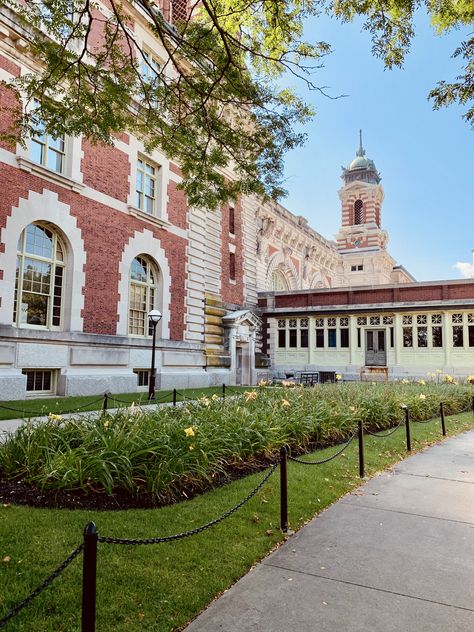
222,310 -> 262,330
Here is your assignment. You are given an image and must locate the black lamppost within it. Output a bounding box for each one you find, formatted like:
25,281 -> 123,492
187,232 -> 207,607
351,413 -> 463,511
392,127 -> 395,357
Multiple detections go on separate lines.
148,309 -> 162,400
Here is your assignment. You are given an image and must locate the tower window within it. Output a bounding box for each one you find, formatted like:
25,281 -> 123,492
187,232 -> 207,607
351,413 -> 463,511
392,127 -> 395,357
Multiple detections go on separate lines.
229,252 -> 236,280
354,199 -> 364,225
229,206 -> 235,235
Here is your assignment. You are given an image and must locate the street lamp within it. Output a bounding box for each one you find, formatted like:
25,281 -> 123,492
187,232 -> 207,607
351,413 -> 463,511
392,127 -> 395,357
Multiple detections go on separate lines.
148,309 -> 162,400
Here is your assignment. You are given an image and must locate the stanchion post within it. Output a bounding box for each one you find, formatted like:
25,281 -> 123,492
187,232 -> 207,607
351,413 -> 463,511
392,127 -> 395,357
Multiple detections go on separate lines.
102,393 -> 108,413
404,407 -> 412,452
440,402 -> 446,436
222,383 -> 226,400
358,420 -> 365,479
472,395 -> 474,416
172,388 -> 177,407
82,522 -> 98,632
280,446 -> 288,533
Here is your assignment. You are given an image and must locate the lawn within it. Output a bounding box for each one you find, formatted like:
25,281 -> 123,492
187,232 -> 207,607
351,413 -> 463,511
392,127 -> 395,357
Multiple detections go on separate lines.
0,386 -> 472,630
0,385 -> 245,421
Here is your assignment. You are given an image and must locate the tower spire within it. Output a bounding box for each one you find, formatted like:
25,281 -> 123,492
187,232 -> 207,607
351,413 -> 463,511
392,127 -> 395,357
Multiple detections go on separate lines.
356,129 -> 365,157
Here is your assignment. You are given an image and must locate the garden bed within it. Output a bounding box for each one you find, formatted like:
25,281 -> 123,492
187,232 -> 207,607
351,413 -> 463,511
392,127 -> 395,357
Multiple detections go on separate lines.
0,383 -> 471,506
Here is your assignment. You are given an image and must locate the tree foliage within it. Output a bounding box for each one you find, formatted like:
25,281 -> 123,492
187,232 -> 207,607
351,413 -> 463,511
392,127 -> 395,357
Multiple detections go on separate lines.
1,0 -> 472,209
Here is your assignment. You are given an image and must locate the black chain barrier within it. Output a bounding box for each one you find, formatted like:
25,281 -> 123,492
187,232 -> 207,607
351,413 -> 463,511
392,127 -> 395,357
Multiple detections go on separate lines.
98,463 -> 278,546
288,432 -> 357,465
365,417 -> 404,437
0,543 -> 84,629
0,398 -> 104,418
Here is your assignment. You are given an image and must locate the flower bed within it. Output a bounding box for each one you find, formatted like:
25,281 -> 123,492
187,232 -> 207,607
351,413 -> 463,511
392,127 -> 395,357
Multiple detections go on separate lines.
0,383 -> 471,504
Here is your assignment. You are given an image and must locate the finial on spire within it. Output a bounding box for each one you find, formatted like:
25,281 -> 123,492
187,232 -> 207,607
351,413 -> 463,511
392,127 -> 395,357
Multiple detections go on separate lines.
356,129 -> 365,157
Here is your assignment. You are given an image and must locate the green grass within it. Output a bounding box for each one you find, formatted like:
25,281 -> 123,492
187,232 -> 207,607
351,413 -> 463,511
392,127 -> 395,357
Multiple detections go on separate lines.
1,408 -> 473,631
0,386 -> 246,421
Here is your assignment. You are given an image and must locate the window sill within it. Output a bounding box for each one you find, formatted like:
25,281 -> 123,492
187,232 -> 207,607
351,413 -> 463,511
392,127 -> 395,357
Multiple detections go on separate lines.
16,157 -> 85,192
128,205 -> 170,229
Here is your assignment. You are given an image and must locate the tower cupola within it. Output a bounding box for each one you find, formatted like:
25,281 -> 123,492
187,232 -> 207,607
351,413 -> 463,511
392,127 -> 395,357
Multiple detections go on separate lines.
342,131 -> 381,185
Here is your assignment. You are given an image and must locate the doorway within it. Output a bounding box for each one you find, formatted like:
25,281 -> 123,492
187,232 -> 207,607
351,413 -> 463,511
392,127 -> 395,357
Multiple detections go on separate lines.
365,329 -> 386,366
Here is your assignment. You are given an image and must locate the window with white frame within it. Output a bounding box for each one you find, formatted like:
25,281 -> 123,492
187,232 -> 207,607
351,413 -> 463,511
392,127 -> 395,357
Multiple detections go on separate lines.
13,223 -> 65,329
136,157 -> 158,214
29,112 -> 66,174
277,318 -> 308,349
134,369 -> 150,388
22,369 -> 57,395
129,255 -> 159,336
140,50 -> 161,95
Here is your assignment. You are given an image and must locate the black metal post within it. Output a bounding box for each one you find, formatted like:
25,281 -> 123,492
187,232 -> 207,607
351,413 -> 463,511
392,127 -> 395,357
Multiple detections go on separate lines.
82,522 -> 98,632
440,402 -> 446,436
222,383 -> 226,400
280,446 -> 288,533
172,388 -> 177,407
472,395 -> 474,416
148,321 -> 158,400
358,420 -> 365,479
404,407 -> 412,452
102,393 -> 108,413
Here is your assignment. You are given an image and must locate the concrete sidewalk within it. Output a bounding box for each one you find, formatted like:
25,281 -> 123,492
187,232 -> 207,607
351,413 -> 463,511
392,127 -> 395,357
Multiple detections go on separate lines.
185,431 -> 474,631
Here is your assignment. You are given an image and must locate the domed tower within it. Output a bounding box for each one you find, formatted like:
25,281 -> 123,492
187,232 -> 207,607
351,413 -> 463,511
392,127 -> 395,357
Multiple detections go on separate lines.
335,132 -> 395,286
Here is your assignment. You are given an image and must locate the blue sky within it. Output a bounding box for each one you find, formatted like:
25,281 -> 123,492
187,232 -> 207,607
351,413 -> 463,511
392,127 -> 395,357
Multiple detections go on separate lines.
280,12 -> 473,282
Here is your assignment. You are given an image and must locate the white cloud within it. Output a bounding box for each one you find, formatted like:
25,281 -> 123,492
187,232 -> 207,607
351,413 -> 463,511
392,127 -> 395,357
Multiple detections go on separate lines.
454,261 -> 474,278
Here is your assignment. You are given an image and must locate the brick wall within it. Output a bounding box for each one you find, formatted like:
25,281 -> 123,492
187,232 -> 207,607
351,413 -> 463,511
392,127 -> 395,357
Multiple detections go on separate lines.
0,163 -> 187,339
81,139 -> 131,203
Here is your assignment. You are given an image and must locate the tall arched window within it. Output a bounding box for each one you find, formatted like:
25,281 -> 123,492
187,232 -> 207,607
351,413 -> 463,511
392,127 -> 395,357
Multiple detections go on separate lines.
129,255 -> 159,336
354,199 -> 364,225
272,269 -> 289,291
13,223 -> 65,328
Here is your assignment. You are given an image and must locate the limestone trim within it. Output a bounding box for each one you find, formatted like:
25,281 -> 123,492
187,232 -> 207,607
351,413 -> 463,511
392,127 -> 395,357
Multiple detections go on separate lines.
266,251 -> 299,290
0,188 -> 86,331
117,229 -> 171,338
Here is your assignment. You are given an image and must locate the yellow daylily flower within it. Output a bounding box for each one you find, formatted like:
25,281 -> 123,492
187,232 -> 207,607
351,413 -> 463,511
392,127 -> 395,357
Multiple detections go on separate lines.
281,399 -> 290,407
184,426 -> 195,437
48,413 -> 62,421
245,391 -> 257,402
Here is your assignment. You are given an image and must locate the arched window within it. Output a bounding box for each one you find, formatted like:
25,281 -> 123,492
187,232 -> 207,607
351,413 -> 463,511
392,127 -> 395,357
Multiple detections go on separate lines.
13,223 -> 65,328
129,255 -> 159,336
354,199 -> 364,225
272,269 -> 289,291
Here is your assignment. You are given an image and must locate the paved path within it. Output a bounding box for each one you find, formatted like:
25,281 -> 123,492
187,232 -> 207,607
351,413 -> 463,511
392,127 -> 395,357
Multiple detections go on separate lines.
185,431 -> 474,631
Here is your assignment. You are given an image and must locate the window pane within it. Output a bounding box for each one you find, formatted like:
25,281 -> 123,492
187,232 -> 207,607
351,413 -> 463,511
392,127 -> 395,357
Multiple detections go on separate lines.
30,139 -> 44,165
278,329 -> 286,348
390,327 -> 394,347
453,326 -> 464,347
340,328 -> 349,348
328,329 -> 336,348
316,329 -> 324,348
469,326 -> 474,347
432,326 -> 443,347
23,292 -> 48,325
289,329 -> 297,348
366,331 -> 374,350
300,328 -> 308,348
403,327 -> 413,347
417,327 -> 428,347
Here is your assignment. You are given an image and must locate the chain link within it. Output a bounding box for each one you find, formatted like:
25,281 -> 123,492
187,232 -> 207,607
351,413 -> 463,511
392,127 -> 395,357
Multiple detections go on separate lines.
98,463 -> 278,546
288,432 -> 356,465
0,543 -> 84,629
0,398 -> 104,418
365,418 -> 404,437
